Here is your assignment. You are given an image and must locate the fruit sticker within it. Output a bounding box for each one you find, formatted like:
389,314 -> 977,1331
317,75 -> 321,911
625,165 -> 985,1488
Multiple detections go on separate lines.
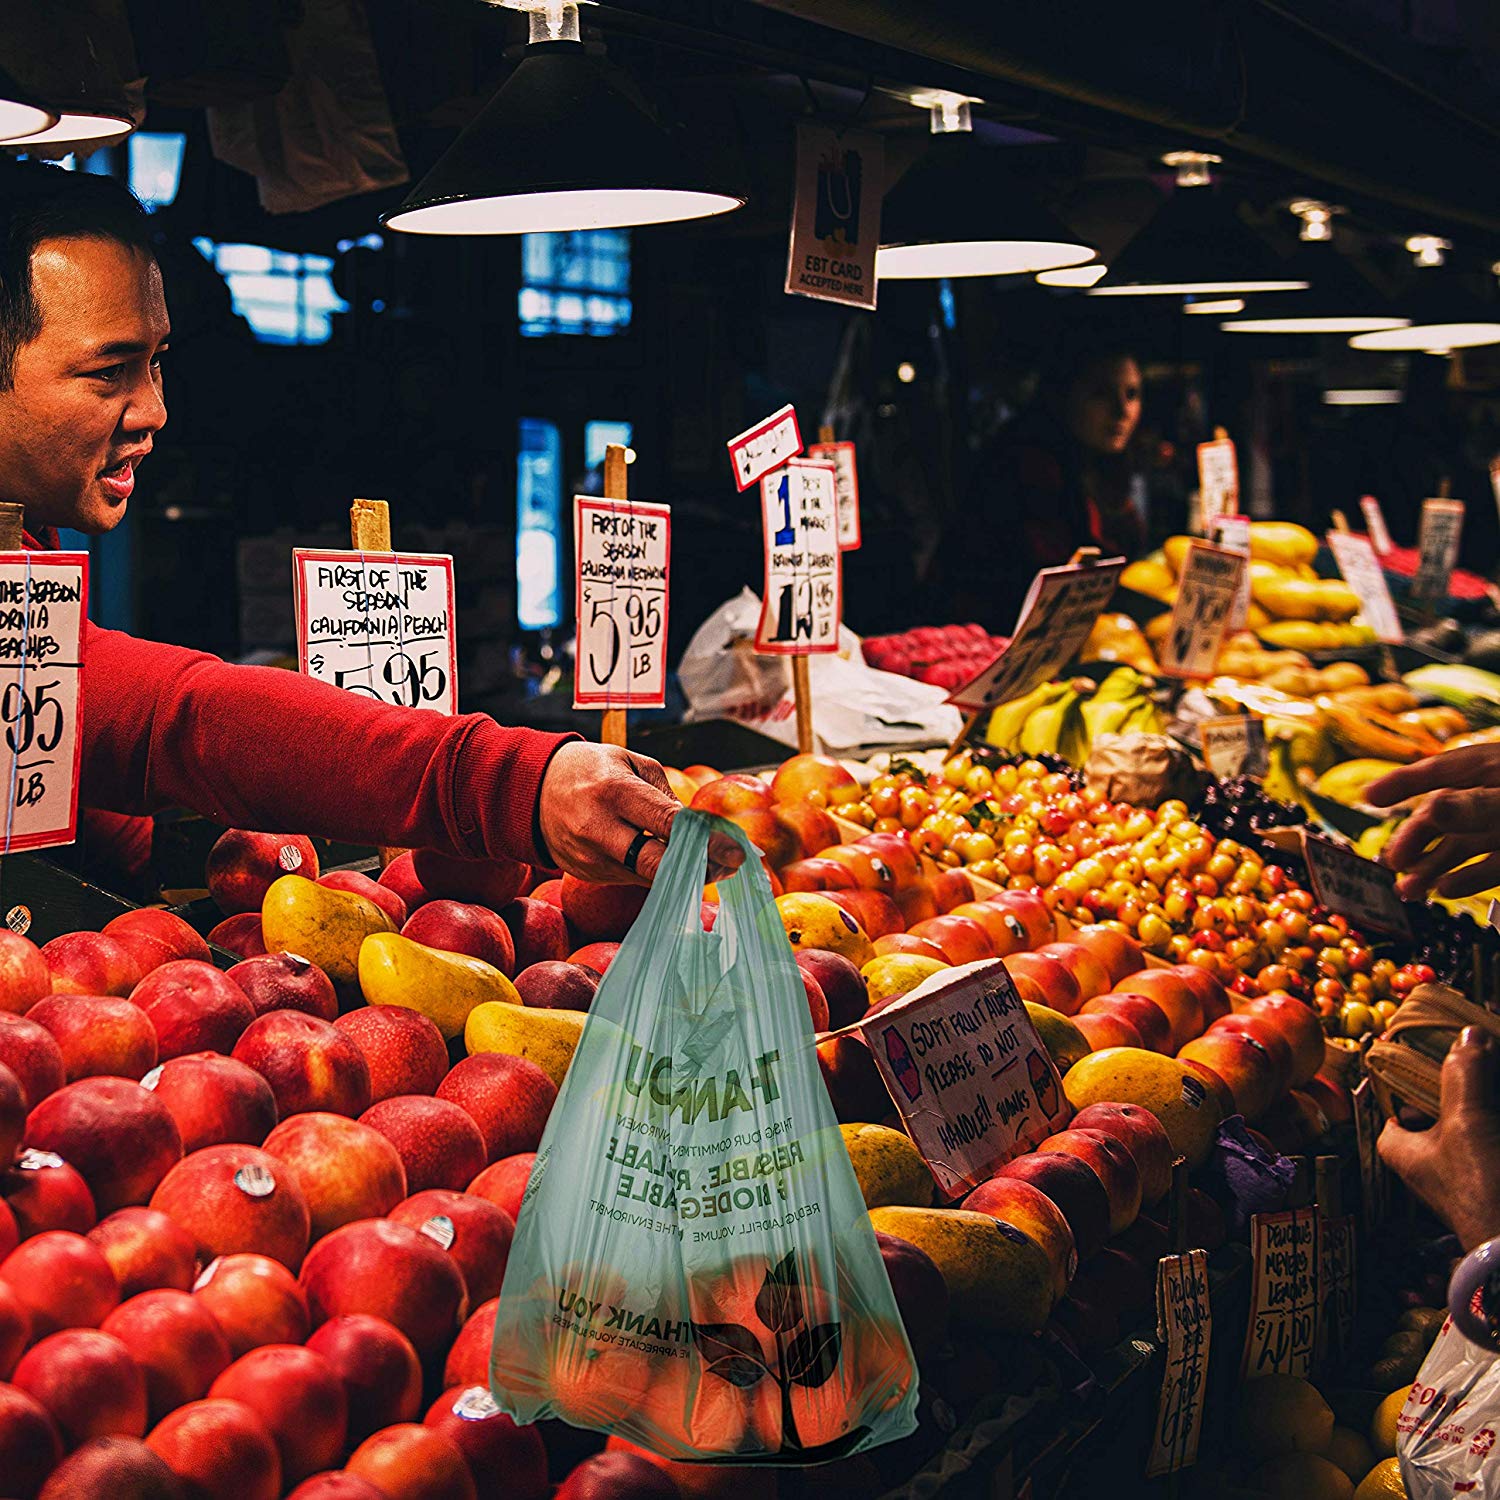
1242,1205 -> 1320,1380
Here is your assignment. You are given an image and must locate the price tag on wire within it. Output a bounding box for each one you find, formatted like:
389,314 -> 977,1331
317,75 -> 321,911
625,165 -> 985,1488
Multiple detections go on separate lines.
572,495 -> 671,710
1158,541 -> 1246,679
805,439 -> 862,550
1327,530 -> 1402,644
1361,495 -> 1395,554
294,550 -> 457,714
755,458 -> 842,655
1411,496 -> 1465,600
0,551 -> 88,854
1199,715 -> 1267,779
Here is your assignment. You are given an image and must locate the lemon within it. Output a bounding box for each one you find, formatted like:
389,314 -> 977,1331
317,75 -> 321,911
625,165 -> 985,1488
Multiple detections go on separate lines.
1322,1426 -> 1375,1482
1248,1452 -> 1353,1499
1370,1388 -> 1408,1458
1354,1458 -> 1406,1498
1232,1373 -> 1335,1457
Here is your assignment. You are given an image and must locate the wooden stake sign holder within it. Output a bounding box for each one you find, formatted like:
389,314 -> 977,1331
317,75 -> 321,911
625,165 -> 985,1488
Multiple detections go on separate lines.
349,499 -> 404,868
600,444 -> 629,749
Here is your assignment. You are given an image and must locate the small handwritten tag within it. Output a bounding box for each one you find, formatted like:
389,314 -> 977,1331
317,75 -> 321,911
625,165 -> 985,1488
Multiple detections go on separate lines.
805,440 -> 862,550
1158,542 -> 1247,679
1242,1205 -> 1320,1379
1200,715 -> 1267,780
1328,530 -> 1402,644
1208,514 -> 1251,630
1361,495 -> 1395,554
1301,831 -> 1412,937
1147,1251 -> 1212,1477
727,405 -> 802,493
1197,438 -> 1239,526
755,458 -> 841,655
1411,497 -> 1465,600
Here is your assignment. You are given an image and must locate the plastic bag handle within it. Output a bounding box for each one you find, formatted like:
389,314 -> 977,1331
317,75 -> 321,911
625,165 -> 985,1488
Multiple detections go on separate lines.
1450,1236 -> 1500,1348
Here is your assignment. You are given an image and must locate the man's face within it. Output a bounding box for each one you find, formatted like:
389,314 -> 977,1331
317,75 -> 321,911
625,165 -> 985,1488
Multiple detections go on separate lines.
0,236 -> 169,533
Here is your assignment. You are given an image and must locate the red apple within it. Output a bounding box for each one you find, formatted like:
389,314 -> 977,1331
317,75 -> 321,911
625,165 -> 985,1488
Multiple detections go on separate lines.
28,994 -> 157,1082
1170,963 -> 1231,1025
929,870 -> 976,914
466,1153 -> 533,1223
1178,1031 -> 1281,1122
443,1297 -> 499,1388
102,1289 -> 231,1421
983,890 -> 1054,947
424,1385 -> 547,1500
773,802 -> 841,863
816,1034 -> 891,1121
206,915 -> 266,961
284,1474 -> 386,1500
332,1006 -> 448,1103
226,954 -> 337,1022
359,1097 -> 486,1194
402,901 -> 515,977
1036,1127 -> 1142,1235
435,1054 -> 556,1164
232,1012 -> 372,1119
144,1053 -> 279,1153
1079,992 -> 1173,1054
821,845 -> 899,896
1208,1014 -> 1293,1094
873,1231 -> 950,1361
12,1328 -> 146,1444
40,932 -> 142,998
145,1397 -> 282,1500
1245,994 -> 1327,1086
261,1113 -> 407,1242
796,950 -> 868,1030
207,830 -> 319,915
1070,1102 -> 1174,1206
0,1229 -> 119,1338
770,754 -> 861,809
191,1254 -> 308,1359
856,833 -> 925,891
103,911 -> 211,974
1006,952 -> 1082,1017
0,1382 -> 63,1497
513,960 -> 599,1011
872,933 -> 948,963
209,1343 -> 347,1485
150,1145 -> 310,1270
0,1012 -> 65,1108
346,1423 -> 475,1500
690,774 -> 773,816
947,902 -> 1026,957
994,1151 -> 1111,1261
409,850 -> 529,911
0,932 -> 49,1014
960,1175 -> 1079,1299
1,1149 -> 96,1235
0,1060 -> 22,1164
317,870 -> 408,929
1071,1010 -> 1144,1052
305,1313 -> 422,1444
779,858 -> 858,893
0,1276 -> 29,1375
88,1208 -> 199,1297
378,853 -> 432,915
389,1189 -> 515,1306
556,1451 -> 681,1500
130,962 -> 255,1060
530,878 -> 564,907
36,1435 -> 184,1499
499,898 -> 571,970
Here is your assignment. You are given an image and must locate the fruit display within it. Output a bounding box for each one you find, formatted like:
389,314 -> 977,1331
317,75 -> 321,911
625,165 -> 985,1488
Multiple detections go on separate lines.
982,667 -> 1165,766
860,624 -> 1008,688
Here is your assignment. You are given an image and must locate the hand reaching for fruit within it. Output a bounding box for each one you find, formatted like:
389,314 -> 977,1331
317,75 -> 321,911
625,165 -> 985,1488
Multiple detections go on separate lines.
537,743 -> 744,888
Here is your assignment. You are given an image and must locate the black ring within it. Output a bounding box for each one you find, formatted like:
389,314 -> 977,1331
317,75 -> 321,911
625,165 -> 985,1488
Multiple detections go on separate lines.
623,828 -> 652,874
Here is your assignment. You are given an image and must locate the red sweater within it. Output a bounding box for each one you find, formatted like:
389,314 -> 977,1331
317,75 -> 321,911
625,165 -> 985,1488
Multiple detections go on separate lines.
27,533 -> 574,886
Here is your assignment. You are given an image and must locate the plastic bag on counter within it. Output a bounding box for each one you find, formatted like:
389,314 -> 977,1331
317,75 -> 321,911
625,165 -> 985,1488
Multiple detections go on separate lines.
489,809 -> 919,1463
1398,1300 -> 1500,1497
678,589 -> 964,751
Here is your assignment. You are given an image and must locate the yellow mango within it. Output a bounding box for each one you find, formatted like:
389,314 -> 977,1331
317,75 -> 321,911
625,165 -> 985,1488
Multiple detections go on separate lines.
1313,579 -> 1360,621
1162,535 -> 1194,576
860,953 -> 947,1006
1119,555 -> 1176,602
358,930 -> 519,1039
776,893 -> 874,967
261,874 -> 396,987
1249,521 -> 1319,567
841,1123 -> 934,1208
465,1000 -> 586,1086
1252,574 -> 1325,621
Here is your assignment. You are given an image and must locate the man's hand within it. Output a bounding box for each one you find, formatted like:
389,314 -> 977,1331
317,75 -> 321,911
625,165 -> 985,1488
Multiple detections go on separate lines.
1366,745 -> 1500,899
536,742 -> 745,887
1379,1026 -> 1500,1251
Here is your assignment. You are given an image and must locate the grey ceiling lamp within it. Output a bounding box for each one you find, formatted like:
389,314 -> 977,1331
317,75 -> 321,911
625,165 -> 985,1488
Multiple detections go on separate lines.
0,9 -> 138,151
0,63 -> 55,143
383,0 -> 745,235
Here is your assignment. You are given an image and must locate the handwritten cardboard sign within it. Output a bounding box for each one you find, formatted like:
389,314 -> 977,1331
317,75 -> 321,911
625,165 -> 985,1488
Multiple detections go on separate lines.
1301,831 -> 1412,937
1147,1251 -> 1212,1478
1242,1204 -> 1320,1379
1317,1212 -> 1356,1372
1328,530 -> 1402,644
755,458 -> 841,656
572,496 -> 671,710
1353,1078 -> 1390,1229
1361,495 -> 1395,554
1196,437 -> 1239,526
856,958 -> 1071,1200
1411,497 -> 1465,600
1200,715 -> 1268,780
946,557 -> 1125,713
784,122 -> 884,311
0,552 -> 88,854
1158,541 -> 1247,679
727,405 -> 802,493
1208,513 -> 1252,629
294,550 -> 457,714
806,440 -> 862,551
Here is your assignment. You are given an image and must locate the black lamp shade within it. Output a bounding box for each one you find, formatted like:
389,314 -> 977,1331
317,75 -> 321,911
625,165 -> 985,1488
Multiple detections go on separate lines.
1348,272 -> 1500,352
1221,242 -> 1408,333
383,43 -> 745,235
0,63 -> 56,143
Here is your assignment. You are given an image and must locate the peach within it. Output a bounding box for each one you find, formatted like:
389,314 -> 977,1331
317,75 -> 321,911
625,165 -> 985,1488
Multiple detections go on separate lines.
562,875 -> 649,943
36,1434 -> 185,1498
821,844 -> 899,894
773,802 -> 840,863
983,889 -> 1054,948
1177,1032 -> 1281,1122
226,954 -> 337,1022
207,829 -> 319,915
995,1151 -> 1111,1261
872,933 -> 948,963
298,1218 -> 466,1359
1079,992 -> 1173,1054
796,950 -> 868,1030
873,1231 -> 950,1361
1111,970 -> 1203,1051
402,901 -> 515,976
40,932 -> 142,998
0,1381 -> 63,1496
961,1176 -> 1078,1297
0,931 -> 49,1014
683,764 -> 720,787
856,832 -> 925,890
145,1398 -> 282,1500
209,1344 -> 347,1485
1071,1010 -> 1143,1051
317,870 -> 408,929
1207,1014 -> 1293,1093
285,1476 -> 387,1500
150,1145 -> 309,1269
12,1328 -> 146,1443
103,911 -> 212,973
191,1254 -> 308,1359
816,1033 -> 891,1121
0,1229 -> 119,1338
513,960 -> 599,1011
1070,924 -> 1145,985
1036,942 -> 1112,1003
799,967 -> 830,1031
232,1012 -> 372,1119
1007,952 -> 1083,1016
102,1290 -> 231,1421
466,1153 -> 533,1223
379,852 -> 432,914
332,1006 -> 447,1103
389,1190 -> 514,1307
1245,994 -> 1326,1086
0,1061 -> 21,1163
499,898 -> 571,970
1070,1102 -> 1174,1206
1259,1089 -> 1330,1154
0,1012 -> 65,1107
1,1150 -> 96,1235
261,1113 -> 406,1242
88,1208 -> 199,1297
556,1451 -> 681,1500
145,1053 -> 279,1153
410,850 -> 529,911
530,877 -> 564,907
346,1423 -> 476,1500
929,870 -> 977,914
947,901 -> 1027,956
826,888 -> 904,940
305,1313 -> 422,1444
359,1097 -> 486,1194
443,1297 -> 499,1388
568,942 -> 620,976
663,766 -> 699,804
770,753 -> 861,809
25,1076 -> 183,1214
435,1054 -> 556,1163
1170,963 -> 1231,1025
908,915 -> 994,965
425,1385 -> 547,1500
0,1278 -> 29,1375
1179,1057 -> 1236,1121
1036,1128 -> 1141,1235
206,915 -> 266,960
28,994 -> 157,1082
779,857 -> 858,893
130,961 -> 255,1061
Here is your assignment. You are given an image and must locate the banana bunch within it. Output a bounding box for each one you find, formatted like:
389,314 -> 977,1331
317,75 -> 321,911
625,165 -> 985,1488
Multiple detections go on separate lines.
985,668 -> 1162,767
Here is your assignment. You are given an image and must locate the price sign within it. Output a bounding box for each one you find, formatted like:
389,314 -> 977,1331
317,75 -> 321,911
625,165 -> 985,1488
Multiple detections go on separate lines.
1242,1205 -> 1320,1379
946,557 -> 1125,713
1328,530 -> 1402,644
727,405 -> 802,493
1317,1212 -> 1356,1372
805,440 -> 862,550
1158,541 -> 1246,679
1200,715 -> 1268,780
1361,495 -> 1396,554
294,550 -> 457,714
1353,1079 -> 1390,1229
856,959 -> 1072,1200
1146,1251 -> 1212,1478
1196,437 -> 1239,526
755,458 -> 841,656
572,496 -> 671,709
1412,497 -> 1465,600
1208,513 -> 1252,629
0,552 -> 88,854
1301,831 -> 1412,937
1490,459 -> 1500,530
784,122 -> 884,311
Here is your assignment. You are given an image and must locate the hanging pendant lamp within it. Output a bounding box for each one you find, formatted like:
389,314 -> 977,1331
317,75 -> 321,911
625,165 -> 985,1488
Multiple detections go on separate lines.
1221,236 -> 1409,335
0,9 -> 137,150
0,64 -> 55,143
1348,255 -> 1500,353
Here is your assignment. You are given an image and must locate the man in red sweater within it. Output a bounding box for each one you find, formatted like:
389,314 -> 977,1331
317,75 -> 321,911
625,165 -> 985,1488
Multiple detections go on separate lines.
0,160 -> 735,893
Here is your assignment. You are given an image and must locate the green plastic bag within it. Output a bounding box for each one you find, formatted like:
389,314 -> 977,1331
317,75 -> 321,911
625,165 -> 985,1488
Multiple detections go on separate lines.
490,810 -> 919,1464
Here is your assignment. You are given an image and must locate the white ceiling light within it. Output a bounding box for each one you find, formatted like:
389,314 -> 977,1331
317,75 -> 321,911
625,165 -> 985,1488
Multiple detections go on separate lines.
1322,389 -> 1404,405
0,65 -> 54,143
1350,322 -> 1500,354
1184,296 -> 1245,314
1037,263 -> 1107,287
1406,234 -> 1451,268
1290,199 -> 1340,243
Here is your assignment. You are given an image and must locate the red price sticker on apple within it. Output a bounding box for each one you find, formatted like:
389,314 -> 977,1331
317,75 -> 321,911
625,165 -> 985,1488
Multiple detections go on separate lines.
805,439 -> 862,550
0,551 -> 88,855
1158,541 -> 1246,679
727,405 -> 802,493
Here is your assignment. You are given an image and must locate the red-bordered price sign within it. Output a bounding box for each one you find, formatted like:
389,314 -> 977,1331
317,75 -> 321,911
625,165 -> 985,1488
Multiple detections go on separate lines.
727,405 -> 802,493
0,552 -> 88,854
806,439 -> 862,551
755,458 -> 842,655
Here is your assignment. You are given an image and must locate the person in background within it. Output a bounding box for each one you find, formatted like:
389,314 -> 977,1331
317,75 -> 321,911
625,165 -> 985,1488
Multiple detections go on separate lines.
0,159 -> 740,894
936,336 -> 1145,631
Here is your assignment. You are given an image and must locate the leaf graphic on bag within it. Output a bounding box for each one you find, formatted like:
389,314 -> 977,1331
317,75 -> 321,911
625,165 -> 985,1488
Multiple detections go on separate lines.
756,1250 -> 803,1333
693,1322 -> 770,1388
786,1322 -> 842,1388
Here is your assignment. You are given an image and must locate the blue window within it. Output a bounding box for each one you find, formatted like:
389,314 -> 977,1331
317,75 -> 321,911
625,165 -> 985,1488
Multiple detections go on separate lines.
584,420 -> 634,478
517,419 -> 564,630
519,230 -> 631,337
128,132 -> 186,211
191,238 -> 348,345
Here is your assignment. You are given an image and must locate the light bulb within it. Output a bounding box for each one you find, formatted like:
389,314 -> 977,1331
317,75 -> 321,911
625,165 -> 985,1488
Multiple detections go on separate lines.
1290,199 -> 1339,243
1406,235 -> 1451,268
908,90 -> 981,135
1161,150 -> 1221,188
896,361 -> 916,383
